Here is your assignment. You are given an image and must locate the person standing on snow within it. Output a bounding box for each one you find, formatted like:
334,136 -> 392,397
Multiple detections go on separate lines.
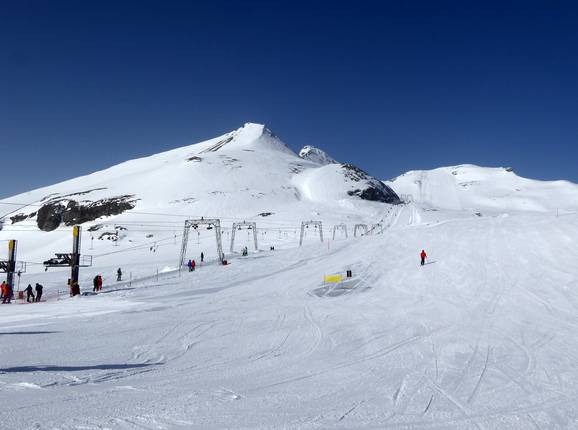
93,275 -> 99,292
191,259 -> 196,271
25,284 -> 35,303
117,268 -> 122,282
200,252 -> 204,264
1,281 -> 10,303
35,283 -> 43,302
97,275 -> 103,291
420,249 -> 427,266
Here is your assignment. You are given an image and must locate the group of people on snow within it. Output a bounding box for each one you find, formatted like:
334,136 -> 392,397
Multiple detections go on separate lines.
187,259 -> 196,271
1,281 -> 12,304
24,283 -> 43,302
1,281 -> 43,304
186,252 -> 204,272
1,266 -> 126,304
93,274 -> 103,292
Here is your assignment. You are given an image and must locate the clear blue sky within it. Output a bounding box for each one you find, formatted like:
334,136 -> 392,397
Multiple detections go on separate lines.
2,0 -> 578,198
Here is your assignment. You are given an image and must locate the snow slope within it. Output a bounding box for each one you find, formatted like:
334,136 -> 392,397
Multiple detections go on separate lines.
2,207 -> 578,429
386,164 -> 578,214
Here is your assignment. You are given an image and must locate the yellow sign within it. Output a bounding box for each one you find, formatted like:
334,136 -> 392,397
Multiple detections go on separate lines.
8,240 -> 15,251
324,274 -> 343,283
73,226 -> 79,237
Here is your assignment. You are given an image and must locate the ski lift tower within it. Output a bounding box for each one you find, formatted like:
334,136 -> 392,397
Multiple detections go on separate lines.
299,220 -> 323,246
43,226 -> 92,288
0,240 -> 17,296
354,223 -> 368,237
179,218 -> 224,268
230,221 -> 258,253
332,223 -> 348,240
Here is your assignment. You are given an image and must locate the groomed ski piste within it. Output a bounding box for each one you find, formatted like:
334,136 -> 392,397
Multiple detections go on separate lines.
2,124 -> 578,429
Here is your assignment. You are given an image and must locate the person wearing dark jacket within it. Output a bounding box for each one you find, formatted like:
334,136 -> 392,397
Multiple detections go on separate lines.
117,268 -> 122,282
25,284 -> 35,303
93,275 -> 99,292
35,283 -> 43,302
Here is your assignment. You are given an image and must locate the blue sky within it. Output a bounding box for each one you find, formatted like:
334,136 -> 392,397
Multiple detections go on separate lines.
1,0 -> 578,197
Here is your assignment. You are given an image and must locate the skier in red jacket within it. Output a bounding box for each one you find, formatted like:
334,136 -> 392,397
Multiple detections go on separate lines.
420,249 -> 427,266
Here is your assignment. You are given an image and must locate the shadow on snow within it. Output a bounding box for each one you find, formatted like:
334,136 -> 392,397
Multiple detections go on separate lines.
0,363 -> 160,373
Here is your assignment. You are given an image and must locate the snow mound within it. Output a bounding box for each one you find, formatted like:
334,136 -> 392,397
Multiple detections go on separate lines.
386,164 -> 578,213
294,163 -> 400,204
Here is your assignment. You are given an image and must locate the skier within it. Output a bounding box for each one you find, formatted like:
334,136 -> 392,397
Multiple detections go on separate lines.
420,249 -> 427,266
117,268 -> 122,282
187,259 -> 193,272
35,283 -> 43,302
191,259 -> 196,272
0,281 -> 9,303
25,284 -> 35,303
97,275 -> 103,291
200,252 -> 204,264
93,275 -> 99,292
70,281 -> 80,296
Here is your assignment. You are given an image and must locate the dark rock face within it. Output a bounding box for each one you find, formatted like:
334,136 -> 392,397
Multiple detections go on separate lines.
10,213 -> 30,224
36,204 -> 65,231
341,164 -> 401,204
36,195 -> 137,232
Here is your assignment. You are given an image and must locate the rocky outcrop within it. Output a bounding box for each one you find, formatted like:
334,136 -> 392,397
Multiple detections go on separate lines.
36,195 -> 137,232
298,146 -> 338,165
341,164 -> 401,204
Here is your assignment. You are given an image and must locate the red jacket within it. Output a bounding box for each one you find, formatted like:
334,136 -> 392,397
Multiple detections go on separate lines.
420,250 -> 427,259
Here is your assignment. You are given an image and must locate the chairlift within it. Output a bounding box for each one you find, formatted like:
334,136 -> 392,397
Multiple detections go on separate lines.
207,226 -> 213,230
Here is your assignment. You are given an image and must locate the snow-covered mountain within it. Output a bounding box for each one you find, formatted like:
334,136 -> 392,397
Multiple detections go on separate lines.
386,164 -> 578,213
0,123 -> 399,263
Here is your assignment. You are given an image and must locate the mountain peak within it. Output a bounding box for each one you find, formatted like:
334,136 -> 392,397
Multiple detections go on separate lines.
298,145 -> 338,165
196,122 -> 293,155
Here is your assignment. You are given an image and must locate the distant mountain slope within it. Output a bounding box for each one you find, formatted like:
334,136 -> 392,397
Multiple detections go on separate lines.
386,164 -> 578,213
1,123 -> 400,233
